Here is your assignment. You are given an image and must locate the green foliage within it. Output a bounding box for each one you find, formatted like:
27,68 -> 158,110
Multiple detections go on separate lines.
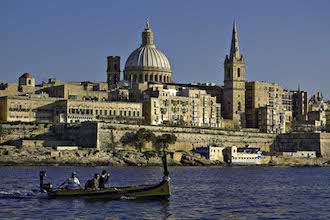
121,128 -> 155,152
153,133 -> 177,154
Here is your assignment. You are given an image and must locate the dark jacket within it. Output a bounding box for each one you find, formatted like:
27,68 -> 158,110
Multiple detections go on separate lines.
99,174 -> 109,189
85,178 -> 99,190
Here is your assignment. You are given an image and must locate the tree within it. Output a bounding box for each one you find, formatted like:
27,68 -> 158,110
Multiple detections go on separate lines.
0,124 -> 7,143
153,133 -> 177,154
153,133 -> 177,177
121,128 -> 155,152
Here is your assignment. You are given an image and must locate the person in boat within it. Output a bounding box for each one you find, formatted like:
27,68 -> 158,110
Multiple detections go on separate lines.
59,172 -> 83,190
99,170 -> 110,189
85,173 -> 100,190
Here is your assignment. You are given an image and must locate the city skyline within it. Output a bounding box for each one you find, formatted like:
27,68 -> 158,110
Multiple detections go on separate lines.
1,0 -> 330,98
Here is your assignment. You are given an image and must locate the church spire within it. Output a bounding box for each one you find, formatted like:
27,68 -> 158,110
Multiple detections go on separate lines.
230,19 -> 241,60
142,19 -> 155,47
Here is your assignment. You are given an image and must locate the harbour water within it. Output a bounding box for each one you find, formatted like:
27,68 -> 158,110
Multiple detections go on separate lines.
0,166 -> 330,219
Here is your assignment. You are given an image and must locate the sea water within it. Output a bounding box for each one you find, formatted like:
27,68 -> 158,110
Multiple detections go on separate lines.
0,166 -> 329,219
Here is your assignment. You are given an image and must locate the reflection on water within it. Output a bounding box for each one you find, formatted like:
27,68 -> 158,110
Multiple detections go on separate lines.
0,166 -> 330,219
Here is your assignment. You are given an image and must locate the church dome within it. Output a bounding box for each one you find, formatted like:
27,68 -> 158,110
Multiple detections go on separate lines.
125,46 -> 171,71
123,20 -> 172,84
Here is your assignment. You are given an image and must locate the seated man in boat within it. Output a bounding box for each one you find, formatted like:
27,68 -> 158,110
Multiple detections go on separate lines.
99,170 -> 110,189
59,172 -> 83,190
85,173 -> 100,190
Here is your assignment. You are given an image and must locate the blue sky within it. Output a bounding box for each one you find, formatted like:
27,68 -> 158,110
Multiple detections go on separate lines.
1,0 -> 329,98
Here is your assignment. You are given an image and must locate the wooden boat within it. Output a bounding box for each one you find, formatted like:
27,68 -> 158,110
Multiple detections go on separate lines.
40,151 -> 171,199
46,177 -> 170,199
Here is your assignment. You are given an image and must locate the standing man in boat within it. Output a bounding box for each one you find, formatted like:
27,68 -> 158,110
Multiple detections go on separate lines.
59,172 -> 83,190
99,170 -> 110,189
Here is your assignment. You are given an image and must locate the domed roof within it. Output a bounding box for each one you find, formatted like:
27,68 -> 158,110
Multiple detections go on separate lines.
20,73 -> 33,78
117,80 -> 130,87
124,20 -> 171,72
125,46 -> 171,71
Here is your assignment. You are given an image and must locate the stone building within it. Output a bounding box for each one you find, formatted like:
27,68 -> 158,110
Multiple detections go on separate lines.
123,20 -> 172,84
309,92 -> 328,112
143,84 -> 221,127
257,105 -> 286,133
0,94 -> 60,123
38,81 -> 109,101
19,73 -> 35,87
107,56 -> 120,89
223,20 -> 246,127
291,88 -> 308,123
245,81 -> 284,130
54,100 -> 143,124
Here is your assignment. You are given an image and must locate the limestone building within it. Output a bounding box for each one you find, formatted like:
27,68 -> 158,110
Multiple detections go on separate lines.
223,21 -> 246,127
0,94 -> 60,123
55,100 -> 143,124
123,20 -> 172,84
38,80 -> 109,101
143,84 -> 221,127
291,88 -> 308,122
245,81 -> 286,133
107,56 -> 120,89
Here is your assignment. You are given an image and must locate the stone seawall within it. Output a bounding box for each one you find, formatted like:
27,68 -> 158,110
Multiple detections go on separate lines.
275,132 -> 330,158
67,122 -> 277,151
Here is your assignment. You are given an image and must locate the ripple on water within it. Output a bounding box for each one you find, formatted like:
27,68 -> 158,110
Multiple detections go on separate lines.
0,166 -> 330,219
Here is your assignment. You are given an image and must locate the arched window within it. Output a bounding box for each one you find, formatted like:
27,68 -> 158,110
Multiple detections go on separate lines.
238,102 -> 241,111
155,75 -> 158,82
145,74 -> 148,82
163,75 -> 166,83
237,68 -> 241,77
150,74 -> 153,81
139,74 -> 143,82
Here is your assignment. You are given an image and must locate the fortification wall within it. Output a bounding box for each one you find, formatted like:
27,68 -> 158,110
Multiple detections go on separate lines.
92,122 -> 276,151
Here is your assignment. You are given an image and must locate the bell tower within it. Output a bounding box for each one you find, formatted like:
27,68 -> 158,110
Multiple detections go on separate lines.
107,56 -> 120,89
223,20 -> 246,127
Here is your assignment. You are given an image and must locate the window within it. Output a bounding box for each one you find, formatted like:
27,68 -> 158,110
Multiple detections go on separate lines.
137,112 -> 140,117
133,111 -> 136,117
238,102 -> 241,111
237,68 -> 241,77
104,110 -> 107,115
113,110 -> 116,116
96,110 -> 98,115
120,111 -> 122,116
227,68 -> 230,78
100,110 -> 102,115
128,111 -> 131,116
